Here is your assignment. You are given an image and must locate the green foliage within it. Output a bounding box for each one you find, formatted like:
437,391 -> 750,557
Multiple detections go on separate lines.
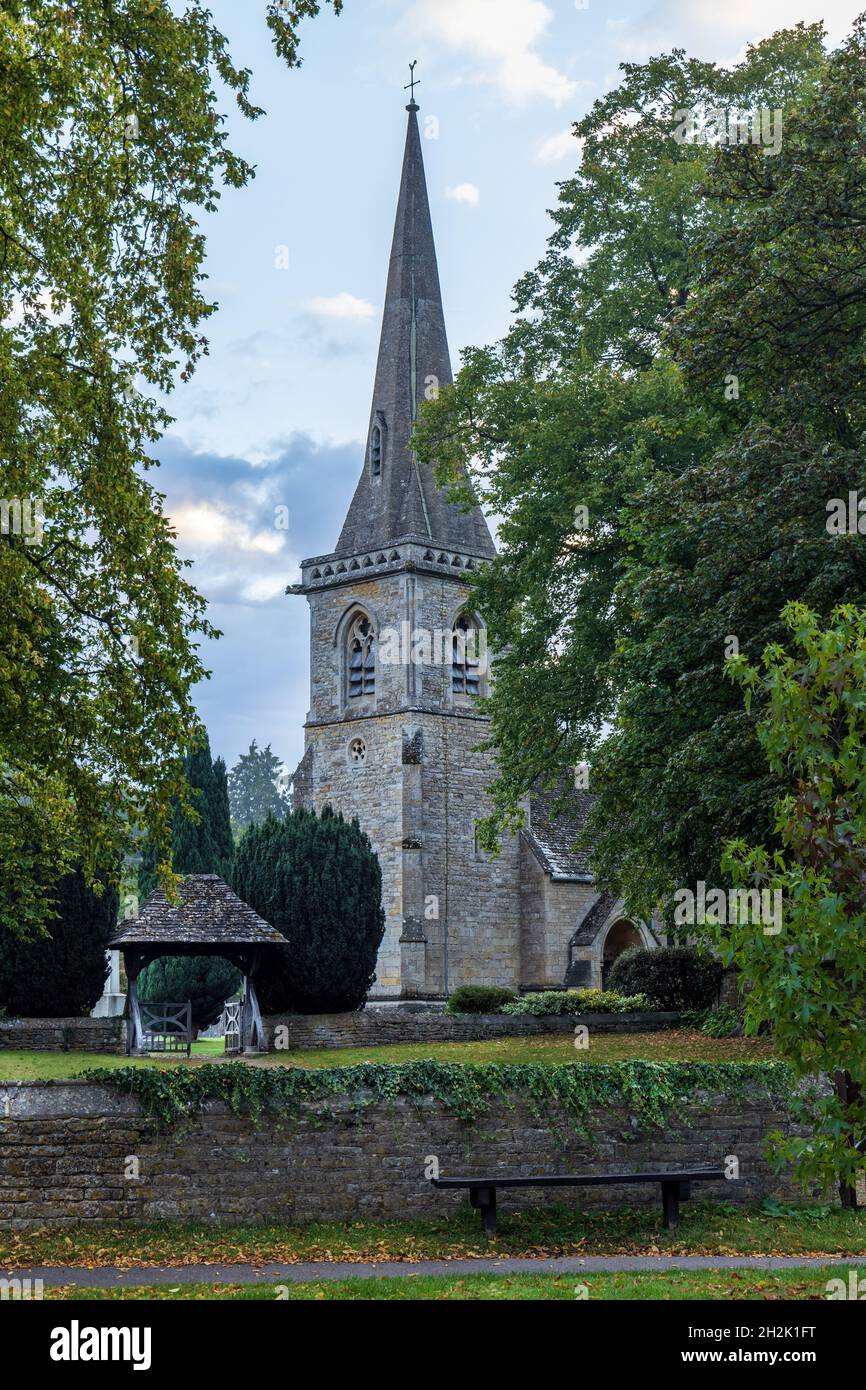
609,948 -> 722,1012
0,869 -> 116,1016
681,1007 -> 742,1038
138,726 -> 240,1022
138,955 -> 238,1034
0,0 -> 342,938
711,602 -> 866,1203
228,741 -> 289,836
81,1058 -> 794,1136
411,21 -> 864,919
446,985 -> 517,1015
231,808 -> 384,1013
138,728 -> 233,900
501,989 -> 650,1016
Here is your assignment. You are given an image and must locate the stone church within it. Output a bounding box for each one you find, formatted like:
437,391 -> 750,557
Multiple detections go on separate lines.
289,96 -> 656,999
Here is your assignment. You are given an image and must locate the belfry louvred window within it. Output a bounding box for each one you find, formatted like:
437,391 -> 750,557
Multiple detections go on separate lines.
370,425 -> 382,477
348,615 -> 376,697
452,614 -> 481,695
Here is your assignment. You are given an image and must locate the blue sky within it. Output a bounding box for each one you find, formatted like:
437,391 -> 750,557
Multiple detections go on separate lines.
159,0 -> 860,776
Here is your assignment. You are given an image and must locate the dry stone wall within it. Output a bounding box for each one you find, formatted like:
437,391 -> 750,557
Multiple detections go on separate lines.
0,1078 -> 802,1229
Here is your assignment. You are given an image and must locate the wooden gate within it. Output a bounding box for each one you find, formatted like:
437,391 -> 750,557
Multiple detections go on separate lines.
140,1002 -> 192,1055
223,1000 -> 241,1055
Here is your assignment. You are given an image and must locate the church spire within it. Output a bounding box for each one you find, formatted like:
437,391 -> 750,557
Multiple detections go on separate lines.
334,77 -> 496,560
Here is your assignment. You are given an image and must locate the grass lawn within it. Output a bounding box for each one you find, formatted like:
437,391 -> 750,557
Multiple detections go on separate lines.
42,1266 -> 856,1300
3,1203 -> 864,1269
0,1028 -> 774,1081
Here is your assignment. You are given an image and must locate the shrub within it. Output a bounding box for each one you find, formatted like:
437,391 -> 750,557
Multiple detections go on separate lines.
501,988 -> 651,1016
446,985 -> 517,1015
681,1006 -> 743,1038
572,988 -> 652,1014
231,807 -> 385,1013
608,946 -> 722,1011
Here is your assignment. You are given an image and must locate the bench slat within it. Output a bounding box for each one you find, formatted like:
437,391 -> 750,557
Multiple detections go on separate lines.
432,1169 -> 725,1191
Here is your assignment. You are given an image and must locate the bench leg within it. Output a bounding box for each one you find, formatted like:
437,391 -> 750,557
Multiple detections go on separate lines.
661,1180 -> 679,1230
470,1186 -> 498,1238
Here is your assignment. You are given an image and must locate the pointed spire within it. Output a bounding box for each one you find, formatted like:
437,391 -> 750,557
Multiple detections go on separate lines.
334,85 -> 495,560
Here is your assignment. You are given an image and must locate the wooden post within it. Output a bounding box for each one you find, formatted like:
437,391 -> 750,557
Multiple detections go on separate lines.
124,952 -> 146,1055
661,1180 -> 679,1229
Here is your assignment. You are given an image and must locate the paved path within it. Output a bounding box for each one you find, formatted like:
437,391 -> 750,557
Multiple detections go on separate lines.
5,1254 -> 862,1288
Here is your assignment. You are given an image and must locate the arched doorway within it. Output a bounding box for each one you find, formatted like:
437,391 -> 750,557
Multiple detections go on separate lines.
601,919 -> 643,988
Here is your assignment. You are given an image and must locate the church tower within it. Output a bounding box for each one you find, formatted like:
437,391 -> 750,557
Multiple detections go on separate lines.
289,91 -> 521,998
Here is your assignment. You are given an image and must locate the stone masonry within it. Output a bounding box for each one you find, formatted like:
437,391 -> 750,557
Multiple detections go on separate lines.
0,1079 -> 802,1228
261,1009 -> 682,1051
0,1017 -> 124,1053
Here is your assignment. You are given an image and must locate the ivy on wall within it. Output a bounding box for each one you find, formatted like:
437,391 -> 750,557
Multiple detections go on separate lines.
80,1059 -> 796,1135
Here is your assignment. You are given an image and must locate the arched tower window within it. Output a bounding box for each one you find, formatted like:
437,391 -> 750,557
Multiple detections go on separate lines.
370,425 -> 382,477
347,614 -> 376,698
452,614 -> 482,696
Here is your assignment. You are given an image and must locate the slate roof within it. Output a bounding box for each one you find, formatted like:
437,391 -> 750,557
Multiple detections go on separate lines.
109,875 -> 285,948
522,784 -> 595,882
333,101 -> 496,562
569,892 -> 616,946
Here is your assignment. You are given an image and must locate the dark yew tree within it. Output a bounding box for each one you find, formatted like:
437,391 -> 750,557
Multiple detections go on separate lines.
232,807 -> 384,1013
138,727 -> 240,1028
0,870 -> 116,1016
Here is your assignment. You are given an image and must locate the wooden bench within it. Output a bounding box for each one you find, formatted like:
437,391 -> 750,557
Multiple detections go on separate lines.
432,1168 -> 727,1236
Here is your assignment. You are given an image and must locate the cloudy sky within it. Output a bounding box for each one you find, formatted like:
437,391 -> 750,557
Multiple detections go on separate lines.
160,0 -> 862,776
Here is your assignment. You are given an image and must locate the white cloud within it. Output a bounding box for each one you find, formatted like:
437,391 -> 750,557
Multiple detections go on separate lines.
408,0 -> 577,106
608,0 -> 861,65
445,182 -> 481,205
169,502 -> 284,556
536,126 -> 583,163
305,292 -> 377,319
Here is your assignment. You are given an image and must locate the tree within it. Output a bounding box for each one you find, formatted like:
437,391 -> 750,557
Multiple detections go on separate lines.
587,18 -> 866,917
138,726 -> 240,1029
712,602 -> 866,1207
412,21 -> 853,915
0,869 -> 116,1017
0,0 -> 343,939
137,729 -> 233,899
228,741 -> 289,835
231,808 -> 384,1013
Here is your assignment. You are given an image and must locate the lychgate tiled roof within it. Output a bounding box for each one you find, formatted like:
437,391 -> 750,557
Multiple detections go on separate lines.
522,784 -> 595,882
109,875 -> 285,948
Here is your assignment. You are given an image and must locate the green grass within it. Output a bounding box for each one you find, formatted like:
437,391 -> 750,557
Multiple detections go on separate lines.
3,1203 -> 864,1269
43,1266 -> 855,1300
0,1028 -> 774,1081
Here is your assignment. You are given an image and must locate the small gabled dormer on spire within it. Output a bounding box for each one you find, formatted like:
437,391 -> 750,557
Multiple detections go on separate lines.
333,65 -> 495,562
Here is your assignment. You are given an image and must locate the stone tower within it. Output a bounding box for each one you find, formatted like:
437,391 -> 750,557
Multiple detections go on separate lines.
289,94 -> 522,999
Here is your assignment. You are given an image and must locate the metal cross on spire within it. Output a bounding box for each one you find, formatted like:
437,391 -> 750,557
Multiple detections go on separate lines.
404,59 -> 420,107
